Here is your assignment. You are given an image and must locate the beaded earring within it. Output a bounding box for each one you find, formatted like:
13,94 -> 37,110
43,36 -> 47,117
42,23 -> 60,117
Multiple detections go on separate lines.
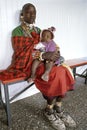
20,12 -> 24,22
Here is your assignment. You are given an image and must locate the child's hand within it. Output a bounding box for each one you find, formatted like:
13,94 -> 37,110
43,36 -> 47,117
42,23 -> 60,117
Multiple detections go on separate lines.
56,45 -> 60,51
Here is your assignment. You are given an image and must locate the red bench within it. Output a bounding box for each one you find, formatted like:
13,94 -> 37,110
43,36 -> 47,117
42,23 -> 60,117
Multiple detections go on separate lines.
65,57 -> 87,83
65,57 -> 87,68
0,57 -> 87,127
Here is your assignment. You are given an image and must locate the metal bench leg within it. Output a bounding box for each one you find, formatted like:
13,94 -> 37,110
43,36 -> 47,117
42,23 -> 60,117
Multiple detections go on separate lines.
0,83 -> 2,105
72,67 -> 76,79
0,83 -> 3,107
85,69 -> 87,84
4,84 -> 11,127
80,68 -> 87,84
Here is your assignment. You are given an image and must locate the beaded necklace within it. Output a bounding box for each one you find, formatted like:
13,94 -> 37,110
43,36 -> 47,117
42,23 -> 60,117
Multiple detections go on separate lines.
21,22 -> 37,37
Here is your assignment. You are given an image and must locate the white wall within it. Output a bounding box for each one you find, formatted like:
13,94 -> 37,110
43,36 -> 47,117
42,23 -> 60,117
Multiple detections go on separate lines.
0,0 -> 87,102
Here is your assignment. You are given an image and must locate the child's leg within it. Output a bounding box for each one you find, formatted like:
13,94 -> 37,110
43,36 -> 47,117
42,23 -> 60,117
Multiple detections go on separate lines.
28,59 -> 40,82
41,61 -> 54,81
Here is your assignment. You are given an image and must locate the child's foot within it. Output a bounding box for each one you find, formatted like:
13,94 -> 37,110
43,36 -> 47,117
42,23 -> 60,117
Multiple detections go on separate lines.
27,77 -> 33,82
27,75 -> 36,82
41,72 -> 49,81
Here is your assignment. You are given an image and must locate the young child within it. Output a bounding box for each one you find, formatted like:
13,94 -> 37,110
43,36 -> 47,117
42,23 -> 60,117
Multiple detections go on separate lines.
28,27 -> 64,82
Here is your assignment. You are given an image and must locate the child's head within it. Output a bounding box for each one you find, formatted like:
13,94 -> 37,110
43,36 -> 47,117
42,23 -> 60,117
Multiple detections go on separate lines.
41,27 -> 56,42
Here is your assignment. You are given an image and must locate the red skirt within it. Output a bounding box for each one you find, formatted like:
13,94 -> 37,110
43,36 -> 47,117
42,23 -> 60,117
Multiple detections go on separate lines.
35,64 -> 75,97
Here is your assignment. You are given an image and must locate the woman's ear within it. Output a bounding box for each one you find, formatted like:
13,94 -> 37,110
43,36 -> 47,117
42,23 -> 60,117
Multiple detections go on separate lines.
20,11 -> 24,22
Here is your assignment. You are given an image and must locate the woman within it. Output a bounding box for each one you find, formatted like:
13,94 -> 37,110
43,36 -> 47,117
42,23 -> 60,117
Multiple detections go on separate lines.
0,3 -> 76,130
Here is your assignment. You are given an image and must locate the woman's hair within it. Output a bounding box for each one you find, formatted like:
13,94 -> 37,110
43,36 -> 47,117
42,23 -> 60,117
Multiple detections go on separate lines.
22,3 -> 36,14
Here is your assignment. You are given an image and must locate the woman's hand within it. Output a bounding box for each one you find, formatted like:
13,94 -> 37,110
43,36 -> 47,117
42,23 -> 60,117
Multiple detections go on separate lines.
32,50 -> 41,59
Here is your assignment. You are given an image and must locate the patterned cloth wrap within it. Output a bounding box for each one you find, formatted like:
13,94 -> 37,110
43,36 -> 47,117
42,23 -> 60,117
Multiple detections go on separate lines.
0,31 -> 40,81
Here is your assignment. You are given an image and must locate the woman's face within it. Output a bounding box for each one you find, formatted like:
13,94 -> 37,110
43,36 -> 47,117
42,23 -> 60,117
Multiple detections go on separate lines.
23,6 -> 36,24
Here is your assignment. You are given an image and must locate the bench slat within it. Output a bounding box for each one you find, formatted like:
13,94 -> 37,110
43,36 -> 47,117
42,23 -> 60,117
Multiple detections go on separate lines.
65,57 -> 87,68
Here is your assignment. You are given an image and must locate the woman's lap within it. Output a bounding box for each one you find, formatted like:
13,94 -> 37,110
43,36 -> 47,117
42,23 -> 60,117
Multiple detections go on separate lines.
35,64 -> 75,97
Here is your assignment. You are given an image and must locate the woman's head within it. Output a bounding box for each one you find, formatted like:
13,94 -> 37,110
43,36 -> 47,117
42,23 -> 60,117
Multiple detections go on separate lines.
21,3 -> 36,24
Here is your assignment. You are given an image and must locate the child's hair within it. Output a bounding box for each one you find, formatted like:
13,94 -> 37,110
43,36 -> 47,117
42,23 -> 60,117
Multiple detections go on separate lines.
41,26 -> 56,39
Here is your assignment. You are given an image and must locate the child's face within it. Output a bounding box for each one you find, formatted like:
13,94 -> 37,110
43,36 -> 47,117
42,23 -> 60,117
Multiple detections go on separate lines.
41,31 -> 52,42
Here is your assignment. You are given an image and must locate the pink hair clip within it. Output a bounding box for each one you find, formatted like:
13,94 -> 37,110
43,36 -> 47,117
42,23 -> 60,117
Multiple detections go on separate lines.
48,26 -> 56,32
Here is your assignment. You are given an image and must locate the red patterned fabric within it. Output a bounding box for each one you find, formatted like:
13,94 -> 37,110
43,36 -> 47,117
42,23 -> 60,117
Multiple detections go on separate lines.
0,32 -> 40,81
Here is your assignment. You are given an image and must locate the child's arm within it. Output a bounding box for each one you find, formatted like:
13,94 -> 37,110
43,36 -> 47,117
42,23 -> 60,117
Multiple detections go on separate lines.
56,44 -> 60,52
34,42 -> 45,50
